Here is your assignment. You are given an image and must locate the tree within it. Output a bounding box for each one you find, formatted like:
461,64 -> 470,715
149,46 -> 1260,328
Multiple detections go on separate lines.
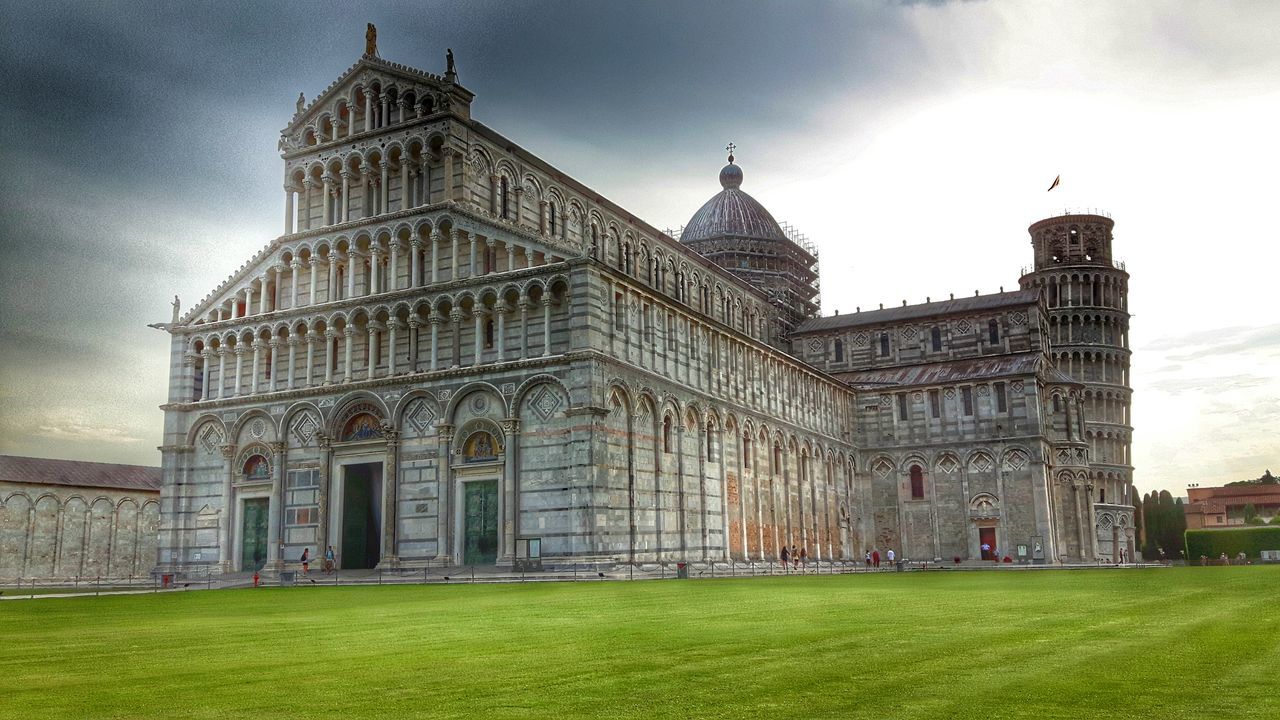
1243,503 -> 1265,525
1133,494 -> 1145,550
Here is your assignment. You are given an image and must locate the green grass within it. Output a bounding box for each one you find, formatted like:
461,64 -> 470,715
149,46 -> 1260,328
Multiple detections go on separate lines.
2,568 -> 1277,719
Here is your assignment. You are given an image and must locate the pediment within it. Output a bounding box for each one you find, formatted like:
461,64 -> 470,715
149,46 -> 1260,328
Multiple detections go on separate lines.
283,56 -> 473,139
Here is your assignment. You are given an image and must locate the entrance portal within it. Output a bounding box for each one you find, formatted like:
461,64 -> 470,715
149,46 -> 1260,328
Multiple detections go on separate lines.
241,498 -> 269,571
463,480 -> 499,565
341,463 -> 382,569
979,527 -> 997,560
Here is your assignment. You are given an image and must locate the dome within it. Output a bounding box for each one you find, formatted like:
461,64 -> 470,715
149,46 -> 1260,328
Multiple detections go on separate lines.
681,158 -> 787,244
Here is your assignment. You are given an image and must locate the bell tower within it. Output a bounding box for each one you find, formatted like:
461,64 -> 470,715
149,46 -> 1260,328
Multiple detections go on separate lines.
1020,213 -> 1134,516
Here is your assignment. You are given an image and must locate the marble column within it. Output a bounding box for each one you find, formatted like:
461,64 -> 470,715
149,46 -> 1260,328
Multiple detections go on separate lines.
263,441 -> 287,573
501,418 -> 520,564
218,444 -> 236,572
379,429 -> 400,568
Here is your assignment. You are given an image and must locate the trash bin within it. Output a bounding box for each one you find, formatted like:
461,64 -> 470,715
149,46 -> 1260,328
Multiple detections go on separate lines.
676,562 -> 689,579
161,573 -> 174,589
279,571 -> 296,586
895,561 -> 904,572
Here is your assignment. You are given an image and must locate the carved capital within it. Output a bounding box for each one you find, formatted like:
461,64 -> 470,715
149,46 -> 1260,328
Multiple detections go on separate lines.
500,418 -> 520,436
219,444 -> 237,460
437,423 -> 455,442
269,441 -> 286,455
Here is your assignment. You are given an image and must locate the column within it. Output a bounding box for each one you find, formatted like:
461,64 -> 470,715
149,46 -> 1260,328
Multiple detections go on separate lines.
341,326 -> 355,382
444,150 -> 455,201
486,238 -> 497,275
364,91 -> 372,132
400,155 -> 411,211
289,259 -> 302,308
472,309 -> 485,365
539,200 -> 548,236
449,310 -> 462,368
410,238 -> 422,288
216,348 -> 227,399
317,436 -> 333,559
369,247 -> 381,295
301,179 -> 313,231
518,301 -> 530,358
429,314 -> 441,371
200,349 -> 212,401
250,340 -> 263,394
541,297 -> 553,356
244,285 -> 253,317
328,256 -> 338,301
268,338 -> 282,393
233,346 -> 245,396
264,441 -> 286,572
430,231 -> 440,284
321,174 -> 334,226
308,257 -> 319,306
501,418 -> 520,563
285,337 -> 298,390
450,230 -> 460,281
305,332 -> 317,387
468,233 -> 478,277
284,186 -> 294,235
218,444 -> 236,572
380,159 -> 389,214
380,431 -> 400,567
495,303 -> 507,360
366,325 -> 380,380
435,425 -> 454,562
322,329 -> 335,384
340,170 -> 351,223
388,240 -> 400,292
346,252 -> 357,298
488,174 -> 498,216
408,317 -> 421,372
388,320 -> 400,375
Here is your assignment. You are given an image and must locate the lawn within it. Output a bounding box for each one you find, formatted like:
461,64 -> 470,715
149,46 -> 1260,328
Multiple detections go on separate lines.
1,568 -> 1277,719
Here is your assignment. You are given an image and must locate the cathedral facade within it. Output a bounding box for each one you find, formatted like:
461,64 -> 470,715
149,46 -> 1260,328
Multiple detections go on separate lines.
155,44 -> 1133,574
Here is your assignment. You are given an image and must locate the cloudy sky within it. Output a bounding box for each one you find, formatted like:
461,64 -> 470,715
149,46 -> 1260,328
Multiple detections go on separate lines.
1,1 -> 1276,494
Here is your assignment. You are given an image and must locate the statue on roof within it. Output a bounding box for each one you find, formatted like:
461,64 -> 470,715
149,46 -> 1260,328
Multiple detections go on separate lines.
295,92 -> 305,114
171,295 -> 181,323
446,48 -> 455,75
365,23 -> 378,57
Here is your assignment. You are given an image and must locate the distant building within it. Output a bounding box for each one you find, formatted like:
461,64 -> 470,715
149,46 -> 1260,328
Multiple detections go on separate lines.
1185,479 -> 1280,529
0,455 -> 161,579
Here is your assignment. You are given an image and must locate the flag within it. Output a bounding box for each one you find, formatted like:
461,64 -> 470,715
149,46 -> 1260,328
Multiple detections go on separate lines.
1047,175 -> 1061,192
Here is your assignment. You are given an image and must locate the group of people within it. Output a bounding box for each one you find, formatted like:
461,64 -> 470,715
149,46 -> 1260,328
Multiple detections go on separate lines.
862,548 -> 895,569
778,545 -> 809,570
297,546 -> 337,575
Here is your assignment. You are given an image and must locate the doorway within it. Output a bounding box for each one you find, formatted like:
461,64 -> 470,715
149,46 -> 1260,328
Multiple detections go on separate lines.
341,462 -> 382,569
463,480 -> 499,565
979,527 -> 997,560
241,498 -> 269,571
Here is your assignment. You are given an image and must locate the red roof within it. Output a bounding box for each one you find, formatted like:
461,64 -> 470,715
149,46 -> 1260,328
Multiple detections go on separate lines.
0,455 -> 161,492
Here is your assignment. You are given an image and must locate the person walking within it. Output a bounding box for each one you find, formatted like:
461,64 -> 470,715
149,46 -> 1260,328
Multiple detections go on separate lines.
872,549 -> 881,569
791,545 -> 799,570
324,545 -> 336,574
864,550 -> 872,570
300,547 -> 310,576
780,545 -> 790,572
799,547 -> 807,572
886,548 -> 896,568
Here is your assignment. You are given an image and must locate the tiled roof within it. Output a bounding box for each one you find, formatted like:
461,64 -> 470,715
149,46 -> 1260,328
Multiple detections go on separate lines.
833,353 -> 1044,388
0,455 -> 161,492
795,289 -> 1039,334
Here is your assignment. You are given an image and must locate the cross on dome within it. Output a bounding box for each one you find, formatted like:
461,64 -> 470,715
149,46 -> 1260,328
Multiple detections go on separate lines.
726,142 -> 736,164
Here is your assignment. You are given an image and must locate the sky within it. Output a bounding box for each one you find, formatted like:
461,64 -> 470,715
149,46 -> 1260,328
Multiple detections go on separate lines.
0,0 -> 1277,495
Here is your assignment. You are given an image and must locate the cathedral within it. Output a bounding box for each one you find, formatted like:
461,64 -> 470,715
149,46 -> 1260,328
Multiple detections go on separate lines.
155,37 -> 1134,575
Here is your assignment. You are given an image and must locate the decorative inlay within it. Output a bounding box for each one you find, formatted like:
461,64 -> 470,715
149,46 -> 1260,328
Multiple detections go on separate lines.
1004,449 -> 1029,470
808,338 -> 824,353
956,319 -> 972,335
944,388 -> 957,400
977,385 -> 991,396
1009,310 -> 1027,326
529,385 -> 563,421
936,455 -> 959,474
1011,380 -> 1024,393
853,332 -> 868,347
406,399 -> 437,435
292,413 -> 318,445
911,391 -> 923,402
900,326 -> 917,340
970,454 -> 993,473
249,418 -> 267,439
878,395 -> 892,408
501,382 -> 516,395
471,394 -> 489,413
199,425 -> 224,454
440,390 -> 452,401
872,458 -> 895,477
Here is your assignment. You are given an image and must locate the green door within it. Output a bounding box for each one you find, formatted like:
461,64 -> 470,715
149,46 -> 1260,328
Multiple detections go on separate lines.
342,469 -> 381,569
241,498 -> 269,571
463,480 -> 499,565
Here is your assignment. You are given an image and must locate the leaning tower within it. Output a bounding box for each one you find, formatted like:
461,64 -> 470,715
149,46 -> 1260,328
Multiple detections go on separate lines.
1020,213 -> 1134,519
